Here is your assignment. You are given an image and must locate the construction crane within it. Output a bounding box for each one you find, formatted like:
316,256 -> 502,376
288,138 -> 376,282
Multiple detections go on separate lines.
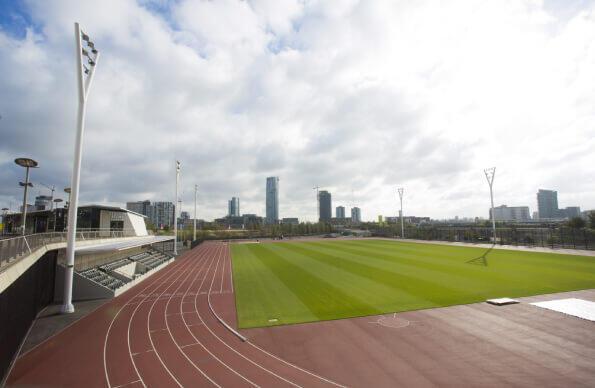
38,182 -> 56,210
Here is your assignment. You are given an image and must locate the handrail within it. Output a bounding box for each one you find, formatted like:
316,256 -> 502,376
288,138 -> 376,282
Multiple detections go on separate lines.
0,229 -> 140,269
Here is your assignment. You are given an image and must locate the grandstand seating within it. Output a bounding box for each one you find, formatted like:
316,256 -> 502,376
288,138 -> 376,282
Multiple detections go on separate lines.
77,249 -> 172,291
79,268 -> 127,290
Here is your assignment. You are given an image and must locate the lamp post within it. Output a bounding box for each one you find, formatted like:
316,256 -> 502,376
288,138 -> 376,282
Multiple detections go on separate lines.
174,161 -> 180,255
398,188 -> 404,238
53,199 -> 63,232
15,158 -> 38,235
62,23 -> 100,314
193,184 -> 197,241
1,208 -> 8,235
484,167 -> 497,244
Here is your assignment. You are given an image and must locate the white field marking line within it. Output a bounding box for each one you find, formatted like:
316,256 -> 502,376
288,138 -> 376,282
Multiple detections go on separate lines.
197,243 -> 303,388
123,255 -> 196,388
145,247 -> 211,388
104,253 -> 193,388
161,245 -> 222,387
179,244 -> 259,386
113,379 -> 142,388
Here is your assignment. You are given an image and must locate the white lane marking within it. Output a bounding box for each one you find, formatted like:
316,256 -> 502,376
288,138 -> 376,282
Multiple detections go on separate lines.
104,253 -> 190,388
113,379 -> 141,388
126,255 -> 196,388
177,244 -> 258,386
196,243 -> 302,387
161,245 -> 222,387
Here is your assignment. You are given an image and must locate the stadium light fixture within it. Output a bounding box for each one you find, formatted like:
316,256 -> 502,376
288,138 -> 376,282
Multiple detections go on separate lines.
174,161 -> 180,255
62,23 -> 100,314
15,157 -> 38,235
313,186 -> 321,222
194,184 -> 198,241
398,188 -> 404,238
484,167 -> 497,244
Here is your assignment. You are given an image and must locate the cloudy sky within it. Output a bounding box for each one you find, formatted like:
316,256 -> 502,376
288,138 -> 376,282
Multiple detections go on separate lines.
1,0 -> 594,222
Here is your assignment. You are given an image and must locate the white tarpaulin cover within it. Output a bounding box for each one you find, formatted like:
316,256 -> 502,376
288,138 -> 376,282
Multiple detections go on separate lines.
530,298 -> 595,322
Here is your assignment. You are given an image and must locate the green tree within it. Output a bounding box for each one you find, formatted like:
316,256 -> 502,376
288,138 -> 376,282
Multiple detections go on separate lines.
568,217 -> 586,229
589,212 -> 595,229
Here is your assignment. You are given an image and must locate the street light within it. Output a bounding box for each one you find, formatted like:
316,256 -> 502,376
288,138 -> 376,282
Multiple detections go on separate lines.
397,188 -> 404,238
174,161 -> 180,255
1,208 -> 8,235
194,184 -> 198,241
15,157 -> 38,235
62,23 -> 100,314
53,199 -> 63,232
484,167 -> 497,244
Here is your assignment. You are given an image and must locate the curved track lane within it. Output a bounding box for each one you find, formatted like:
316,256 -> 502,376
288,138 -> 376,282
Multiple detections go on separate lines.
8,242 -> 346,387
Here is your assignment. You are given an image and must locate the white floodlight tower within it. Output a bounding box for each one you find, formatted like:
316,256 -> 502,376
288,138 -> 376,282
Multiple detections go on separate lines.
193,184 -> 198,241
484,167 -> 497,244
174,161 -> 180,254
61,23 -> 100,314
313,186 -> 321,222
398,188 -> 404,238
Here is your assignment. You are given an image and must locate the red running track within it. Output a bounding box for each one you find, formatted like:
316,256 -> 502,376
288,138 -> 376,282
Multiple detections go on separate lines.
7,242 -> 347,387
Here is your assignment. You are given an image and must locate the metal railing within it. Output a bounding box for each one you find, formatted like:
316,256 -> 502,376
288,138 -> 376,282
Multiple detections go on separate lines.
0,228 -> 139,269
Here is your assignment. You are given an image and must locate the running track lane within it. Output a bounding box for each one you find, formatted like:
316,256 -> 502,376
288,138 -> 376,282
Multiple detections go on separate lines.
7,242 -> 347,387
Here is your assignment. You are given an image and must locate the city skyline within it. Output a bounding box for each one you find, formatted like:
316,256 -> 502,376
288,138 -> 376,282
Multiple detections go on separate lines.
1,1 -> 594,222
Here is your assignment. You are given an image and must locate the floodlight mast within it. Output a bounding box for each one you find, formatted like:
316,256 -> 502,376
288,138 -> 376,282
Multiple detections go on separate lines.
398,188 -> 404,238
484,167 -> 497,244
61,22 -> 100,314
174,161 -> 180,254
193,184 -> 197,241
313,186 -> 321,222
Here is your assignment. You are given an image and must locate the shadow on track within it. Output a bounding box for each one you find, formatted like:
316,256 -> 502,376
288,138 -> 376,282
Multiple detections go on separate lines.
466,244 -> 496,266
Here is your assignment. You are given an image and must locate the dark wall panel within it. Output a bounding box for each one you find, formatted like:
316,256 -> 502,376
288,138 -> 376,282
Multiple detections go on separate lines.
0,250 -> 57,384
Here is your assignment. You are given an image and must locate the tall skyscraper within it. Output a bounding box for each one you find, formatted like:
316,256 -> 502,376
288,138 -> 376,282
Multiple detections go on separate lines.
319,191 -> 332,221
228,197 -> 240,217
489,205 -> 531,221
336,206 -> 345,218
266,177 -> 279,224
537,189 -> 558,219
351,207 -> 361,223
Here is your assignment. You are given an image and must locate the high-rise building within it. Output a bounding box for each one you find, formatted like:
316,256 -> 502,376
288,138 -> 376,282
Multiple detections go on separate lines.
228,197 -> 240,217
35,195 -> 53,210
153,201 -> 175,228
537,189 -> 558,219
318,191 -> 332,221
266,177 -> 279,224
560,206 -> 581,219
126,200 -> 152,216
351,207 -> 361,223
336,206 -> 345,218
489,205 -> 531,221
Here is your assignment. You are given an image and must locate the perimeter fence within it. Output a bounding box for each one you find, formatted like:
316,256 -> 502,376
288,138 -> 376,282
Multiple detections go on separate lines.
373,226 -> 595,250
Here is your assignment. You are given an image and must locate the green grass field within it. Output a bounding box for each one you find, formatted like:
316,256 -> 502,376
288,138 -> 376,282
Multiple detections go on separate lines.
231,239 -> 595,328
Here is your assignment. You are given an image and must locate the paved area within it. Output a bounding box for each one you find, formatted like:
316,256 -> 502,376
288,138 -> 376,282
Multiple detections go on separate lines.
7,241 -> 595,387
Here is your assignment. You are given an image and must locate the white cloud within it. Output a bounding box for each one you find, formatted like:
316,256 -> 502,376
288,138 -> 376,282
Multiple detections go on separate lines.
0,0 -> 594,221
